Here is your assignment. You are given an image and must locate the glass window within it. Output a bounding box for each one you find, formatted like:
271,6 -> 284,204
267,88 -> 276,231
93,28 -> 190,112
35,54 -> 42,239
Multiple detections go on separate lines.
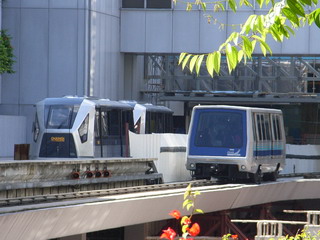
264,114 -> 271,140
147,0 -> 171,8
122,0 -> 144,8
46,105 -> 79,129
195,111 -> 243,148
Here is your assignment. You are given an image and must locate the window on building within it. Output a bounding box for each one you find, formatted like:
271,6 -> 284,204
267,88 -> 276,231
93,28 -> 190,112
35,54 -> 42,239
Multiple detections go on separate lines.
122,0 -> 144,8
147,0 -> 171,8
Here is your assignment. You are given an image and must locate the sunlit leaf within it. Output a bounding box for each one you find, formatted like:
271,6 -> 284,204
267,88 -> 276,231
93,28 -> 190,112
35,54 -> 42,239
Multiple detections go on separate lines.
189,55 -> 199,72
287,0 -> 305,17
201,2 -> 207,11
238,49 -> 244,62
282,7 -> 300,26
240,14 -> 257,34
226,43 -> 234,73
182,54 -> 191,70
182,225 -> 189,233
300,0 -> 311,6
195,208 -> 204,214
179,52 -> 187,65
213,51 -> 221,74
181,216 -> 189,226
186,203 -> 194,211
228,0 -> 237,12
183,199 -> 193,208
195,55 -> 204,75
187,2 -> 193,11
206,53 -> 214,77
241,35 -> 253,57
252,35 -> 273,55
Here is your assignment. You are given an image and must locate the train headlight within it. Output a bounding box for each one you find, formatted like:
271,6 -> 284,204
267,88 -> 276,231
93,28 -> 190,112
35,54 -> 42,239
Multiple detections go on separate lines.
241,165 -> 246,170
190,163 -> 195,169
78,114 -> 89,143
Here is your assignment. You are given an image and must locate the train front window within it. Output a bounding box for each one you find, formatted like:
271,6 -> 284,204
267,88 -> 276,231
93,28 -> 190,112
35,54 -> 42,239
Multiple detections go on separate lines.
195,111 -> 243,148
46,105 -> 79,129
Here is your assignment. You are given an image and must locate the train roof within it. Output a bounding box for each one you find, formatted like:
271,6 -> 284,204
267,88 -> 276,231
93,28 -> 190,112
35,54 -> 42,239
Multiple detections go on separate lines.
192,105 -> 282,113
37,97 -> 134,110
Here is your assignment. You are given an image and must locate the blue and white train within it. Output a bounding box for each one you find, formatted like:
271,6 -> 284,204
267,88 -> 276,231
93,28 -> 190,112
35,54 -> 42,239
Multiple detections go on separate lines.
186,105 -> 286,183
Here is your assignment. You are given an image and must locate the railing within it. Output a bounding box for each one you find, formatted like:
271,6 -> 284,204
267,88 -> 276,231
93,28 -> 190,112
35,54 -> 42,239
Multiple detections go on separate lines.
231,219 -> 307,240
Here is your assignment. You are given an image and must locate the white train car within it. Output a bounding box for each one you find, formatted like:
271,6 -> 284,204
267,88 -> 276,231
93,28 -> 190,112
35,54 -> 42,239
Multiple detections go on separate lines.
31,97 -> 134,159
186,105 -> 286,183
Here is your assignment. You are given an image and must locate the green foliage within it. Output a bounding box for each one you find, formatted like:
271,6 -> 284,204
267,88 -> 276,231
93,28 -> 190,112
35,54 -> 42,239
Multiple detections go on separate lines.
178,0 -> 320,76
0,30 -> 15,74
278,228 -> 320,240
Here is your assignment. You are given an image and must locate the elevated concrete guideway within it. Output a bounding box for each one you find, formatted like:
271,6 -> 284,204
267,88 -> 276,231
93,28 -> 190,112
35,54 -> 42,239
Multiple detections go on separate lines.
1,178 -> 320,240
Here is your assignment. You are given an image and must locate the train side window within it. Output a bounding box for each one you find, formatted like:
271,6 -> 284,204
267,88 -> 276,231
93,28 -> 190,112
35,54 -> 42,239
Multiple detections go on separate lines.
264,114 -> 271,140
256,114 -> 262,141
276,115 -> 282,140
108,110 -> 121,136
94,111 -> 101,138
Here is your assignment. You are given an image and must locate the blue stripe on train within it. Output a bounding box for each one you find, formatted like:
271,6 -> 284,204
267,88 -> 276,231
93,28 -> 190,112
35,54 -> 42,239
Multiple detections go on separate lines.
254,150 -> 283,156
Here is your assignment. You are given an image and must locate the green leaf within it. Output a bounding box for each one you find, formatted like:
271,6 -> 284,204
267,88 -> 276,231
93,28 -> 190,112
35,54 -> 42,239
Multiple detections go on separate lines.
252,35 -> 272,55
287,0 -> 305,17
206,53 -> 214,77
194,208 -> 204,214
256,0 -> 264,8
284,25 -> 295,35
300,0 -> 312,6
228,0 -> 237,12
186,203 -> 194,211
238,49 -> 244,62
226,43 -> 236,73
181,216 -> 189,226
179,52 -> 187,65
183,199 -> 193,208
186,2 -> 193,11
182,54 -> 191,70
195,55 -> 204,75
240,14 -> 257,34
241,35 -> 253,57
182,225 -> 189,234
270,26 -> 283,41
256,16 -> 265,34
282,7 -> 300,26
309,9 -> 320,28
189,55 -> 199,73
201,2 -> 207,11
213,51 -> 221,74
240,0 -> 253,7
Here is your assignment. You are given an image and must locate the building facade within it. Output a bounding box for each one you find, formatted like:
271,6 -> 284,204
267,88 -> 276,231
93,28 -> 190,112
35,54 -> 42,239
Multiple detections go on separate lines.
2,0 -> 320,143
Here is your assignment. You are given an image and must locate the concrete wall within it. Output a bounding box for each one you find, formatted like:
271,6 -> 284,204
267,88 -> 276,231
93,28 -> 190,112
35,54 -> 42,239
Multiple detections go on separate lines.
0,115 -> 26,158
129,132 -> 191,182
120,2 -> 320,54
1,0 -> 123,142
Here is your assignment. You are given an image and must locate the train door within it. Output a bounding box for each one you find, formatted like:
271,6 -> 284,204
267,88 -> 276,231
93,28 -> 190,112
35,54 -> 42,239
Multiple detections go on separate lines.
94,108 -> 122,157
253,113 -> 272,161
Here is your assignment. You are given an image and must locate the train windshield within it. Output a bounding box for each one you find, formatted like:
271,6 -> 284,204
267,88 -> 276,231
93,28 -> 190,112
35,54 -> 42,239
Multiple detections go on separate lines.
45,105 -> 79,129
195,111 -> 243,148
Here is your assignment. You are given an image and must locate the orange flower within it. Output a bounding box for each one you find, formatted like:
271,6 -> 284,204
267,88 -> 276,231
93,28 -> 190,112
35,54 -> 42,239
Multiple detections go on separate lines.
231,235 -> 238,239
169,210 -> 181,219
187,223 -> 200,237
183,217 -> 192,225
160,227 -> 177,240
